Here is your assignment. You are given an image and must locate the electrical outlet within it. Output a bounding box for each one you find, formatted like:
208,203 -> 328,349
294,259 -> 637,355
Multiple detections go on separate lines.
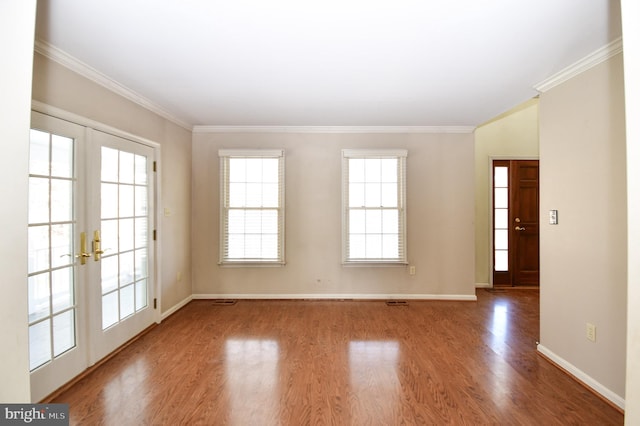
586,323 -> 596,342
409,266 -> 416,275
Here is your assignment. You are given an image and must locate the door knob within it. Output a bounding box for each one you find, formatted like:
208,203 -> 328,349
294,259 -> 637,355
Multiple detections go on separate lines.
515,226 -> 526,231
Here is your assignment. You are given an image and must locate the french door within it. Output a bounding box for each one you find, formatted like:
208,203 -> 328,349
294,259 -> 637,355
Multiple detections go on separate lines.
87,130 -> 156,363
28,112 -> 156,402
28,114 -> 88,402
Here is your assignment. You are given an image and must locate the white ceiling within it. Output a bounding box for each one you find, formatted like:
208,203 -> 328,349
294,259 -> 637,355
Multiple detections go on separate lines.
35,0 -> 622,128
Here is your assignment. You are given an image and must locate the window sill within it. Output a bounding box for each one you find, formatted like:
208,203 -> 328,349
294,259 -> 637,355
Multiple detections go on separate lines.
218,261 -> 286,268
342,261 -> 408,267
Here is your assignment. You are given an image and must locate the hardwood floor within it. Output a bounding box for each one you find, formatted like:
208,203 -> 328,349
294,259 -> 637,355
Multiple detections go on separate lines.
53,289 -> 623,425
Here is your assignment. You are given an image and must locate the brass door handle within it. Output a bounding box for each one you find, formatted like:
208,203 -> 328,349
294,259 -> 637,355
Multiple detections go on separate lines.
93,230 -> 104,261
78,232 -> 90,265
515,226 -> 526,231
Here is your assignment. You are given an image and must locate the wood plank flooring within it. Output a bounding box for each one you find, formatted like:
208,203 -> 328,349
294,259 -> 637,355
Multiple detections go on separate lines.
53,289 -> 623,425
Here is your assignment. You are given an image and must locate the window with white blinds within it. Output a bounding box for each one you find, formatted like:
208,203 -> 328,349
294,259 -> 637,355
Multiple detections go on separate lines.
342,149 -> 407,264
219,149 -> 285,264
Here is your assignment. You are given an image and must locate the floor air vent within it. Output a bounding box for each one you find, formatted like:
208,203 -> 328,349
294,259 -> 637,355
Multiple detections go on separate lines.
386,300 -> 409,306
213,299 -> 237,306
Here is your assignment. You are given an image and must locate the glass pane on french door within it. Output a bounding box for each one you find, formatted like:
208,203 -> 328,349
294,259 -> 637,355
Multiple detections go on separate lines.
89,130 -> 155,364
27,128 -> 77,371
100,146 -> 149,330
29,112 -> 90,403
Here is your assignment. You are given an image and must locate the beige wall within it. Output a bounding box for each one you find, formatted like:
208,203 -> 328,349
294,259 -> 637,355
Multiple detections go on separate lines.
31,53 -> 193,314
538,54 -> 627,401
192,132 -> 475,298
622,0 -> 640,421
0,0 -> 36,402
474,99 -> 539,286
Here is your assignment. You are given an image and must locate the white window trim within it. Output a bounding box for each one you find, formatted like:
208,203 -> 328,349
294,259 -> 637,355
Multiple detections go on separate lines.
342,149 -> 408,265
218,149 -> 285,266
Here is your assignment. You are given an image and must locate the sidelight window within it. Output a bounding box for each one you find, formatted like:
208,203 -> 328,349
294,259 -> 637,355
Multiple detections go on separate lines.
494,163 -> 509,272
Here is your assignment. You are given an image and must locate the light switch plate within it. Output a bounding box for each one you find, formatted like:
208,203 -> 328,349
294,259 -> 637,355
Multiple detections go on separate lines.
549,210 -> 558,225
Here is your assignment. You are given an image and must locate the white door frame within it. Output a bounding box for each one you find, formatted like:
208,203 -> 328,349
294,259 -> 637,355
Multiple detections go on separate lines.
32,101 -> 163,335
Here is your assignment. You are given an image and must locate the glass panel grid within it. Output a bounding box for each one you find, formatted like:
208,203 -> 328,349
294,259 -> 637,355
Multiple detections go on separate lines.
28,129 -> 77,371
221,155 -> 284,263
101,147 -> 149,330
494,165 -> 509,272
345,155 -> 405,262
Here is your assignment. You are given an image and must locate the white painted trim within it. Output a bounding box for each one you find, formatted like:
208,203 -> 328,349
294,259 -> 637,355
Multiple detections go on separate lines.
153,147 -> 163,326
32,101 -> 161,150
475,283 -> 491,288
192,293 -> 477,301
218,149 -> 284,157
33,40 -> 478,134
534,37 -> 623,93
342,148 -> 408,158
489,155 -> 540,161
34,40 -> 192,131
537,344 -> 625,410
161,295 -> 193,321
192,125 -> 476,134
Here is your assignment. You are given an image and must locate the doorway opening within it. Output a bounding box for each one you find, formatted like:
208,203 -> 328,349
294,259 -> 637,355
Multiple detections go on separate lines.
492,159 -> 539,287
28,111 -> 159,402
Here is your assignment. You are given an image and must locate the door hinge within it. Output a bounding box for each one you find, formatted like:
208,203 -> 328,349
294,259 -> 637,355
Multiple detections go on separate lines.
153,229 -> 157,240
153,161 -> 157,172
153,298 -> 157,309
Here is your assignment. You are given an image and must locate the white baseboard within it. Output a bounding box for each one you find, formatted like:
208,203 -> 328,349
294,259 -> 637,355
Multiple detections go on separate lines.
161,295 -> 193,321
537,344 -> 625,410
475,282 -> 491,288
192,293 -> 477,301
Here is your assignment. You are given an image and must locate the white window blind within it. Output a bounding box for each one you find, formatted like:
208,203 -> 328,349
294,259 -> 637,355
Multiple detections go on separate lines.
219,149 -> 285,264
342,149 -> 407,264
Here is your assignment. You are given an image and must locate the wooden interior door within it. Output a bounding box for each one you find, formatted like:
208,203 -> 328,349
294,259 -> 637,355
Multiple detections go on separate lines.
511,160 -> 539,286
492,160 -> 539,286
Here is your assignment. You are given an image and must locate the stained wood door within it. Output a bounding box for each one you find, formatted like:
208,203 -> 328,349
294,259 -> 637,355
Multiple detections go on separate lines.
492,160 -> 539,286
511,160 -> 539,285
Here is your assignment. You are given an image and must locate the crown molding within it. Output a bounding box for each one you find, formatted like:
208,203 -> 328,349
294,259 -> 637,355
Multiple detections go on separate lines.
192,125 -> 475,134
534,37 -> 623,93
34,39 -> 192,130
